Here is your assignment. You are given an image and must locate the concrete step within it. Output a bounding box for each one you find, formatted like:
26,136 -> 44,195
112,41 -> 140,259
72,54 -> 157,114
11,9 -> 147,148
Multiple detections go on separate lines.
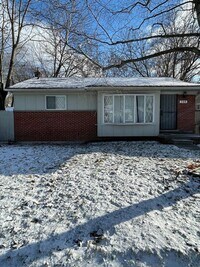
171,139 -> 200,150
176,144 -> 200,150
172,139 -> 194,145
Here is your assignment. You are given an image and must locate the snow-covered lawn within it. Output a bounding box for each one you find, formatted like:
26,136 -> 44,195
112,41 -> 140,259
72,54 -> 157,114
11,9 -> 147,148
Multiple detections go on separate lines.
0,141 -> 199,267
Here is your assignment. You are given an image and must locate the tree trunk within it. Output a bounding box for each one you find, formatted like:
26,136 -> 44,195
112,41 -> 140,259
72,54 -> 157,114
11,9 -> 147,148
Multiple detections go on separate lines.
194,0 -> 200,27
5,46 -> 16,88
0,83 -> 6,110
0,54 -> 6,109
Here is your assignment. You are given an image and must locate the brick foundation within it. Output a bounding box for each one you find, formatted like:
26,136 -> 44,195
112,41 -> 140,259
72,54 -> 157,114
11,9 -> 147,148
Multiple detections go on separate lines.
177,95 -> 195,132
14,111 -> 97,141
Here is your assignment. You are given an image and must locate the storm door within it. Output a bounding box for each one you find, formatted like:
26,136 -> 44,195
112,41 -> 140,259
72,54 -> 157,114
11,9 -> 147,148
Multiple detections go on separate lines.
160,95 -> 177,130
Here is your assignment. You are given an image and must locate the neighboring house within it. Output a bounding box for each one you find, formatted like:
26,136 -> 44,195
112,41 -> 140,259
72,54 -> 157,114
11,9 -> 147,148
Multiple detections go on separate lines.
6,77 -> 200,141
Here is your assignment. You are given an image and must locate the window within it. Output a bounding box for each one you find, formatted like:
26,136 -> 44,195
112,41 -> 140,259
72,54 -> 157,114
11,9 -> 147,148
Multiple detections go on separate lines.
196,103 -> 200,111
46,96 -> 66,110
103,94 -> 154,124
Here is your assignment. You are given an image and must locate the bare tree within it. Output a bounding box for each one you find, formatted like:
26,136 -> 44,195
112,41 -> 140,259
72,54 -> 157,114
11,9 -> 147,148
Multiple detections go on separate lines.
0,1 -> 10,108
156,10 -> 199,81
27,0 -> 102,78
80,0 -> 200,72
4,0 -> 33,88
108,10 -> 200,81
1,0 -> 199,103
32,28 -> 101,78
0,0 -> 36,108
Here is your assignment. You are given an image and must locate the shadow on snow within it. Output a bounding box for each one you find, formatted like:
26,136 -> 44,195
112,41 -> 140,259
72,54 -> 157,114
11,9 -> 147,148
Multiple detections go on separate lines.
0,177 -> 199,266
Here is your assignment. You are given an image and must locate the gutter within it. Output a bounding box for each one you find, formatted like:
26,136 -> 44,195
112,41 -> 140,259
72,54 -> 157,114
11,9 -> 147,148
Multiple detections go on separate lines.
4,88 -> 89,93
5,86 -> 200,93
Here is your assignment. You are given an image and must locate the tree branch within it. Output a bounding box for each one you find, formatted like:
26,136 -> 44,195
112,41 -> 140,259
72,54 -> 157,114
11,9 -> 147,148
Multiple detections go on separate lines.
108,32 -> 200,46
103,47 -> 200,70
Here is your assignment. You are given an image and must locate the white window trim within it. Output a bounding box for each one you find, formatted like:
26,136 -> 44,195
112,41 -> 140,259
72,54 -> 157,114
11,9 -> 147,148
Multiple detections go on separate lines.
45,95 -> 66,110
103,94 -> 155,125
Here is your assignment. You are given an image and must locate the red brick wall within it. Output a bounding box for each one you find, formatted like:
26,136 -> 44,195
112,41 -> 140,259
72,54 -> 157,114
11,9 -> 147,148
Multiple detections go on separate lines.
14,111 -> 97,141
177,95 -> 195,132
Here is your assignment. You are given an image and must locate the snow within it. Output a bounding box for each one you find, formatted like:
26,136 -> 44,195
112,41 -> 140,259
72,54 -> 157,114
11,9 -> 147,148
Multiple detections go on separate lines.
0,141 -> 199,267
8,77 -> 200,90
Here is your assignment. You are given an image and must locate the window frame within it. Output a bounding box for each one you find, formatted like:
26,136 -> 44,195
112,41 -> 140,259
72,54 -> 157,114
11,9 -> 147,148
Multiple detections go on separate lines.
45,95 -> 66,110
103,94 -> 155,125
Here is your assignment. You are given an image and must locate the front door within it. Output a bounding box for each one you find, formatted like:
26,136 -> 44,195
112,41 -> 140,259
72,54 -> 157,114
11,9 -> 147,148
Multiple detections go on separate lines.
160,95 -> 177,130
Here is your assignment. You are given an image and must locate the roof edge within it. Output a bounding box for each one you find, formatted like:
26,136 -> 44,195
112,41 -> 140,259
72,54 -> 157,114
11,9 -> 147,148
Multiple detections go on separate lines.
5,85 -> 200,92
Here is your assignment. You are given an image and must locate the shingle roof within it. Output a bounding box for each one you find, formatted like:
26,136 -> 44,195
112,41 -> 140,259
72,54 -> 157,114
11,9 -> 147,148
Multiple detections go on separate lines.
7,77 -> 200,91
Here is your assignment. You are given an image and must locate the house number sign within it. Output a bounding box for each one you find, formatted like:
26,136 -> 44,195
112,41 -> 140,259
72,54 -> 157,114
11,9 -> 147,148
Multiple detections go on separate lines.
179,100 -> 188,104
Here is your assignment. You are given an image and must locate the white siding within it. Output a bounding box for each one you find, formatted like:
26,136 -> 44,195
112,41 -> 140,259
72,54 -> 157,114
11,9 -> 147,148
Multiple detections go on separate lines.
14,92 -> 97,111
14,95 -> 45,111
67,93 -> 96,110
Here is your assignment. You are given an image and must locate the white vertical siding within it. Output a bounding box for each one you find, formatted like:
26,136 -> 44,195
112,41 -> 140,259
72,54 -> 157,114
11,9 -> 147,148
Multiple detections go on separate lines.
14,95 -> 46,111
13,92 -> 97,111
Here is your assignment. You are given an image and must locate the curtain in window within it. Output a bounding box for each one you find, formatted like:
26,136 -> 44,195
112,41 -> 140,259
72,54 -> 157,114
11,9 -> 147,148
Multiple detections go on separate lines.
145,96 -> 153,123
136,96 -> 144,123
104,94 -> 154,124
125,96 -> 134,123
114,96 -> 124,123
56,96 -> 65,109
104,96 -> 113,123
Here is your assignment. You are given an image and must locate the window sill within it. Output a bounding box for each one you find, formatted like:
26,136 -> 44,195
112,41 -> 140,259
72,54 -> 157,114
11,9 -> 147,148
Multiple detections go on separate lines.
103,123 -> 155,126
45,109 -> 66,111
